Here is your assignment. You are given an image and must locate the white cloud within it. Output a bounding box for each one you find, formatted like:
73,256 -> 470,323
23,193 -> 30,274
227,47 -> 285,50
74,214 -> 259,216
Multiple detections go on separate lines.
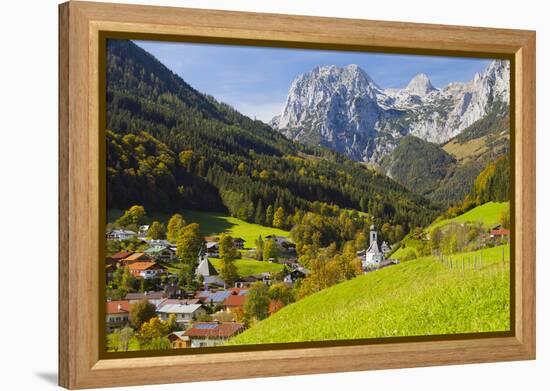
229,100 -> 285,123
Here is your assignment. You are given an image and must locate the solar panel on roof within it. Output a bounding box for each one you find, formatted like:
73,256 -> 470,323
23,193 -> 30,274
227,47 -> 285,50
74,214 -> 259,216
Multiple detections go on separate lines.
195,324 -> 217,330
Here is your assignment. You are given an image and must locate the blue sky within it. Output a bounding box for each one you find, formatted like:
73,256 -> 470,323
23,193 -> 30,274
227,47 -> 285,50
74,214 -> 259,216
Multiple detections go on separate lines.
134,40 -> 494,122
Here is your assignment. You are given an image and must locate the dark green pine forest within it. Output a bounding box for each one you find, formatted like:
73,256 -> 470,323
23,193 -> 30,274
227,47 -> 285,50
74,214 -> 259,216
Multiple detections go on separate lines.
106,39 -> 441,235
380,101 -> 510,207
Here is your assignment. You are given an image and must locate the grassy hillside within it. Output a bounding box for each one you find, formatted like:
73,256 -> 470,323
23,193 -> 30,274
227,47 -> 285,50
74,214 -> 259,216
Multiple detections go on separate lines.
209,257 -> 284,277
181,210 -> 289,248
428,201 -> 508,232
390,201 -> 508,262
108,208 -> 289,249
228,245 -> 510,345
390,238 -> 425,261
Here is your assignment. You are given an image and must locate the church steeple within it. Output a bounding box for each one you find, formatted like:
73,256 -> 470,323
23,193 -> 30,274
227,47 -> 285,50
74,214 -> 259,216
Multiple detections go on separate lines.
369,225 -> 377,246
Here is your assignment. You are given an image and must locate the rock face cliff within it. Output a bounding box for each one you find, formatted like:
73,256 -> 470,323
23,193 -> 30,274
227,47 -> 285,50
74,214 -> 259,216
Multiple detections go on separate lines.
271,60 -> 509,163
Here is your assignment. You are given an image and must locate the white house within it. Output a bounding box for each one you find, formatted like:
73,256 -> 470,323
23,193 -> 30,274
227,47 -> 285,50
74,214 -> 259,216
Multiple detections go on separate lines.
105,300 -> 131,332
183,322 -> 245,348
205,241 -> 219,257
156,303 -> 207,327
107,229 -> 137,241
146,239 -> 172,247
144,246 -> 177,262
127,262 -> 166,279
363,225 -> 384,270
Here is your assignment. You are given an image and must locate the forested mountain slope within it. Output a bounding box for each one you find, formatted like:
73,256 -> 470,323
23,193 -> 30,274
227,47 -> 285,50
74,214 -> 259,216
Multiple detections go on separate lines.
106,39 -> 440,231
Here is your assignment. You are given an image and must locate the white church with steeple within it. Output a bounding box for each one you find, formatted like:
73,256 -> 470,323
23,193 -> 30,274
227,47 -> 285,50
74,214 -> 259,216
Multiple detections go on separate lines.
363,225 -> 390,270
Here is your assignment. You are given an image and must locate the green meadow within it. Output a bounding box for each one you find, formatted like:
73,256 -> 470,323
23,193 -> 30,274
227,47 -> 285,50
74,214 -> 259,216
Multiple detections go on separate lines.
181,210 -> 290,248
390,201 -> 509,262
108,208 -> 290,248
209,257 -> 284,277
428,201 -> 508,232
228,244 -> 510,345
162,256 -> 283,278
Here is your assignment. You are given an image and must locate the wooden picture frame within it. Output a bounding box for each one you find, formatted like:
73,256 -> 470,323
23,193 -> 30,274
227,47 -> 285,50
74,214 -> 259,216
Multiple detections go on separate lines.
59,1 -> 536,389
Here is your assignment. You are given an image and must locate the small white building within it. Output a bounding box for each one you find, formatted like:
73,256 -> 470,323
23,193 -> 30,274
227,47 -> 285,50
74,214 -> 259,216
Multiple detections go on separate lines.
137,225 -> 150,239
363,225 -> 384,270
195,256 -> 224,286
157,303 -> 207,327
107,229 -> 137,241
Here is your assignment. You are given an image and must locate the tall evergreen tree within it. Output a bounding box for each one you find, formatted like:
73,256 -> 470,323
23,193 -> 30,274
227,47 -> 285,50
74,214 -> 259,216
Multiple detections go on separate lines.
265,205 -> 274,227
254,199 -> 265,225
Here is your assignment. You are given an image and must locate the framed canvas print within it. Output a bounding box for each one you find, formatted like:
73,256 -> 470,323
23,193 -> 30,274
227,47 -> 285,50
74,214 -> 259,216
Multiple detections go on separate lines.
58,1 -> 536,389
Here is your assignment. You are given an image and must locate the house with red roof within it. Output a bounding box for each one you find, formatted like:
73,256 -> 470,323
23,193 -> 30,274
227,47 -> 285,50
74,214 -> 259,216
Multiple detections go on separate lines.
183,322 -> 245,347
121,252 -> 153,266
127,261 -> 166,279
223,292 -> 248,312
490,228 -> 510,239
106,300 -> 132,332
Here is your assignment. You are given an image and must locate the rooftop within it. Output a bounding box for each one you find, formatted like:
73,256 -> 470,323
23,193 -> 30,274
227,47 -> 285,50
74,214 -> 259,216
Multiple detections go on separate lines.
157,298 -> 201,309
144,246 -> 170,254
127,261 -> 164,271
183,322 -> 244,338
168,331 -> 189,341
157,303 -> 203,314
224,294 -> 247,307
196,290 -> 232,303
110,250 -> 134,260
196,258 -> 219,277
125,291 -> 165,300
491,228 -> 510,235
123,252 -> 151,262
106,300 -> 131,314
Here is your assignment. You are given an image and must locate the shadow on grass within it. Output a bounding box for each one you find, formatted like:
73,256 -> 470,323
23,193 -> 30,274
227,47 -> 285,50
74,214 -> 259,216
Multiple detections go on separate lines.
182,210 -> 236,236
107,208 -> 236,237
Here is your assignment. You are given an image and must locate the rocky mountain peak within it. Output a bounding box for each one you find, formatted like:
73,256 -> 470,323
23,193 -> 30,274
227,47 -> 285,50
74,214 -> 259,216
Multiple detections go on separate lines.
405,73 -> 436,96
272,60 -> 509,164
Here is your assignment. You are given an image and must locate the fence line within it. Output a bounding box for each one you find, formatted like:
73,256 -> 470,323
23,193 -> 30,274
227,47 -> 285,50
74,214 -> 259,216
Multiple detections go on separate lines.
436,248 -> 509,273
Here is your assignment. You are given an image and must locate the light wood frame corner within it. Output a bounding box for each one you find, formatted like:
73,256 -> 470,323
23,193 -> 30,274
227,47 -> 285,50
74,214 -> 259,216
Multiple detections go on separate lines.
59,1 -> 536,389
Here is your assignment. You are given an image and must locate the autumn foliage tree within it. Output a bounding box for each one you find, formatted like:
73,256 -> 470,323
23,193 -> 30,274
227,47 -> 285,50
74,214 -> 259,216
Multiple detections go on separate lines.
116,205 -> 147,230
166,213 -> 186,243
297,244 -> 342,298
129,299 -> 157,330
218,234 -> 239,287
176,223 -> 203,289
272,207 -> 286,228
254,235 -> 264,260
138,316 -> 173,351
244,282 -> 270,321
268,283 -> 295,305
262,238 -> 278,262
147,221 -> 166,240
499,203 -> 510,229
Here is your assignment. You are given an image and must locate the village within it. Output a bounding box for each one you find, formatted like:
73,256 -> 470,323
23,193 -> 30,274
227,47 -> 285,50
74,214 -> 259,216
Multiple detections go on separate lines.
105,223 -> 397,350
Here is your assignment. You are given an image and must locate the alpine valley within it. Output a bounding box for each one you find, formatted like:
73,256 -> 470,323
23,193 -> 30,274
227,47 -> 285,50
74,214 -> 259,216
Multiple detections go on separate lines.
103,39 -> 511,352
